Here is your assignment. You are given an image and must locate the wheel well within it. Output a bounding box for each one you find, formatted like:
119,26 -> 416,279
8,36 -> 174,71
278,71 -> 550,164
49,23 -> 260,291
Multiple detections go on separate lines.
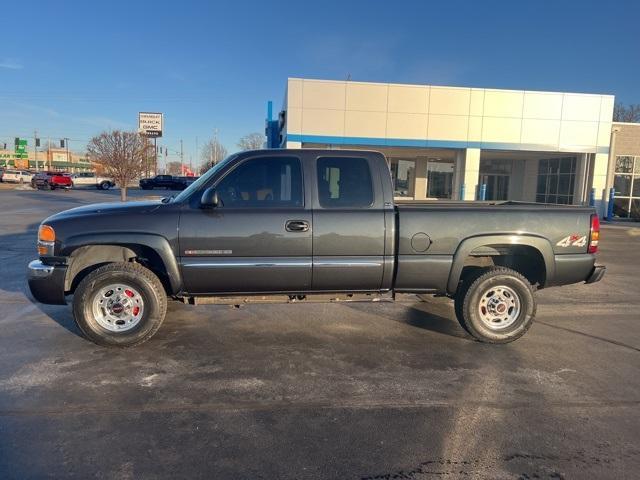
65,244 -> 172,294
459,244 -> 546,289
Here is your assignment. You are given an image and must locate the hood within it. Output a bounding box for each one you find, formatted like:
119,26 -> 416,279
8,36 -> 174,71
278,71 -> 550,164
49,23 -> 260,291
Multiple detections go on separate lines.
45,199 -> 164,223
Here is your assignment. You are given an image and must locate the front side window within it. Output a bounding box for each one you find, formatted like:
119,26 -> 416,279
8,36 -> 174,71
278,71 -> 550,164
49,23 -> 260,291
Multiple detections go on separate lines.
317,157 -> 373,208
215,156 -> 303,208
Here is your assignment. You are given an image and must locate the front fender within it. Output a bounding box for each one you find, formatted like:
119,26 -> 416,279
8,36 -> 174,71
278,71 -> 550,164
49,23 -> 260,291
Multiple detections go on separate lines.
60,233 -> 182,294
446,234 -> 555,295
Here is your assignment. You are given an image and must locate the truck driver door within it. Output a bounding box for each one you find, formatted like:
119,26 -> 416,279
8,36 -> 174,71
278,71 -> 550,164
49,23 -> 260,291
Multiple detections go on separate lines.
179,154 -> 312,294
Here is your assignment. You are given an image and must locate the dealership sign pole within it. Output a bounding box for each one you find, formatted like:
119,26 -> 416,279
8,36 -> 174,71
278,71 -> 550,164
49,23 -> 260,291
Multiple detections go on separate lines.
138,112 -> 163,177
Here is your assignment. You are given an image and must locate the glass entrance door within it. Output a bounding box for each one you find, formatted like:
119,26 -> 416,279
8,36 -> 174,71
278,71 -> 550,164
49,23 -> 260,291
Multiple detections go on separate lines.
389,159 -> 415,198
480,174 -> 509,200
426,159 -> 453,199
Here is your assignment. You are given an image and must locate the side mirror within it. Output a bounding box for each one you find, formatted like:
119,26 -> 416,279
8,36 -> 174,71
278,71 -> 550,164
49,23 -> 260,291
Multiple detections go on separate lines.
200,186 -> 219,208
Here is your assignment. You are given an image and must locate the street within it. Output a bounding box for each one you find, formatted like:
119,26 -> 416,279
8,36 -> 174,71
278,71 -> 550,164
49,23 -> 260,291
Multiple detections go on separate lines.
0,187 -> 639,479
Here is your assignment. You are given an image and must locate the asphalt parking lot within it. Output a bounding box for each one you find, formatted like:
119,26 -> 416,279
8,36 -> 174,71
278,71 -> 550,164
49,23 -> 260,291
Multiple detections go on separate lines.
0,186 -> 638,479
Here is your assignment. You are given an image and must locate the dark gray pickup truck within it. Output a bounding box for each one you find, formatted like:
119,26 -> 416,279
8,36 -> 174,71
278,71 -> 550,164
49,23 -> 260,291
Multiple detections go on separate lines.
28,149 -> 605,347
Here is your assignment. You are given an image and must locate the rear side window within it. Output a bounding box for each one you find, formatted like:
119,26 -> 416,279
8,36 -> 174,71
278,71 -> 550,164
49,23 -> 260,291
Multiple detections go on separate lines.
216,156 -> 303,208
316,157 -> 373,208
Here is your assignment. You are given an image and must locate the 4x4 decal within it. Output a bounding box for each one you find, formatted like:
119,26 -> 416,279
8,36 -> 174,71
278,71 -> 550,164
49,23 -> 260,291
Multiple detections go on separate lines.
556,234 -> 587,248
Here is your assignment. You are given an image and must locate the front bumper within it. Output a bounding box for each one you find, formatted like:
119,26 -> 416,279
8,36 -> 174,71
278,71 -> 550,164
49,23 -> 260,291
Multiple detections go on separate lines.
585,264 -> 606,284
27,260 -> 67,305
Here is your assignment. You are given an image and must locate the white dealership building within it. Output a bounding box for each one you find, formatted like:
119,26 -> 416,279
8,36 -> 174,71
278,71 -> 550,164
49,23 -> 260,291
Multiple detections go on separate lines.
267,78 -> 617,216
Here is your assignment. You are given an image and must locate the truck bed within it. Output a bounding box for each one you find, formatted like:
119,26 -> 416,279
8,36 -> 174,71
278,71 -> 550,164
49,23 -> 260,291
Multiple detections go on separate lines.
393,200 -> 597,294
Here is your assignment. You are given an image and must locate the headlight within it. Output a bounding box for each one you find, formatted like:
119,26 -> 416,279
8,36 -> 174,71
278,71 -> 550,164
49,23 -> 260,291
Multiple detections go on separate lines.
37,224 -> 55,256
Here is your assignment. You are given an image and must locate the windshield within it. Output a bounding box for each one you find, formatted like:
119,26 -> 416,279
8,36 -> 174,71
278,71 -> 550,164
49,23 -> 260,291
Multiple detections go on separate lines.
172,154 -> 238,203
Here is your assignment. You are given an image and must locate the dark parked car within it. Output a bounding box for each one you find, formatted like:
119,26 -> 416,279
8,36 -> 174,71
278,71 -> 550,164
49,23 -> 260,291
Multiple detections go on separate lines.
28,149 -> 604,347
31,171 -> 73,190
139,175 -> 190,190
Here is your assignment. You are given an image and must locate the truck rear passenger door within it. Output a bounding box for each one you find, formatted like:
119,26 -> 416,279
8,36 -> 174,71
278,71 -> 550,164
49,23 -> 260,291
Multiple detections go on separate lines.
311,155 -> 386,291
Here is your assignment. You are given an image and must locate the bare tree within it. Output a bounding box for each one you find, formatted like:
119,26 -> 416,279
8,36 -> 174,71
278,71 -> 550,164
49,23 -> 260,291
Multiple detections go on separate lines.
237,132 -> 265,151
87,130 -> 152,201
200,138 -> 227,172
613,103 -> 640,122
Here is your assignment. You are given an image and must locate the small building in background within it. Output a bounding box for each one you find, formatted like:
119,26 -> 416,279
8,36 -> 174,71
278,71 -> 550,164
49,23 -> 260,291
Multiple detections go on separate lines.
0,146 -> 94,172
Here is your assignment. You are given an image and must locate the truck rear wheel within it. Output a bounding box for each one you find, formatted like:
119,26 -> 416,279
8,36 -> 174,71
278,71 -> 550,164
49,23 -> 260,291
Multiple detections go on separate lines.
72,262 -> 167,347
454,267 -> 535,343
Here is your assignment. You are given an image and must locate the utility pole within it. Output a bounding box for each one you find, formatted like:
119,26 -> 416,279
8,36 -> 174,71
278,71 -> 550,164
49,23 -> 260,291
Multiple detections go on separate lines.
47,137 -> 51,170
180,139 -> 184,175
213,128 -> 218,166
153,137 -> 158,176
34,130 -> 39,172
195,136 -> 198,173
64,137 -> 70,172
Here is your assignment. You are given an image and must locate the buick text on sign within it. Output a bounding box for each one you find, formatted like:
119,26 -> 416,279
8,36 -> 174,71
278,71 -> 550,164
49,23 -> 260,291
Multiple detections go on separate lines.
138,112 -> 163,137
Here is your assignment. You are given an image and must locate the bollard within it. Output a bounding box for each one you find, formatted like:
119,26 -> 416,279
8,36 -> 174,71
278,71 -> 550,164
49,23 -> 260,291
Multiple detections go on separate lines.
607,187 -> 615,220
479,184 -> 487,201
460,184 -> 466,200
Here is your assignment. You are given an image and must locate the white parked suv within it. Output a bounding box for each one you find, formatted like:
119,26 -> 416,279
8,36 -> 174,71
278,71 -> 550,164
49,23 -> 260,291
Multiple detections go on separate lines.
70,172 -> 114,190
1,169 -> 34,184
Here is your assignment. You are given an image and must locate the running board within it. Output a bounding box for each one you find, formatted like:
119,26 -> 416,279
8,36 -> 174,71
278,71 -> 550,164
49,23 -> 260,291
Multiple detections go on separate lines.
184,292 -> 396,306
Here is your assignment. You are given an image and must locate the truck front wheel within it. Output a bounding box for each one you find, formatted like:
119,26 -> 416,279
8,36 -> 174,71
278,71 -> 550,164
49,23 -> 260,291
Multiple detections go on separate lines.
72,262 -> 167,347
454,267 -> 536,343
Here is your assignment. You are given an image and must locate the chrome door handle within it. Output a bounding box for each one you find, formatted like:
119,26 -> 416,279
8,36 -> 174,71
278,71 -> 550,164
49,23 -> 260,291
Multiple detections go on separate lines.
285,220 -> 310,232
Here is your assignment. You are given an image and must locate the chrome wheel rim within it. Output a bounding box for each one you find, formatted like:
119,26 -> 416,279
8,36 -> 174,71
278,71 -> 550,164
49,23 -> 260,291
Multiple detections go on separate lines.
478,285 -> 520,330
91,283 -> 144,332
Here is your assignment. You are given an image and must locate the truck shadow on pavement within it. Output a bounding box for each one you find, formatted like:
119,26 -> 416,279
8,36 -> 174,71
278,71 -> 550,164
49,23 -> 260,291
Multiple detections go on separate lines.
344,301 -> 470,340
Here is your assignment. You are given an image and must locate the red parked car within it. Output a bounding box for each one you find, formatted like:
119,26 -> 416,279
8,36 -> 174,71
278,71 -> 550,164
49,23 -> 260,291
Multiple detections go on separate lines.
31,171 -> 73,190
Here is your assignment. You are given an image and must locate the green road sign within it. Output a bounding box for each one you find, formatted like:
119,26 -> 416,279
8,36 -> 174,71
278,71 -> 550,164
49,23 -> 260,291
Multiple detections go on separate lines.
15,139 -> 27,155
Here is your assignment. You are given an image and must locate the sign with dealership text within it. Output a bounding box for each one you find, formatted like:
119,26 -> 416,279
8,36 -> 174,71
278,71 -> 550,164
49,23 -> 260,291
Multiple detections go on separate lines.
138,112 -> 163,137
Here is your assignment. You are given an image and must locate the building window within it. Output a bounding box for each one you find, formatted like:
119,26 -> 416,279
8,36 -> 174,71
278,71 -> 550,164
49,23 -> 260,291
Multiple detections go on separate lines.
536,157 -> 576,204
480,159 -> 512,201
390,159 -> 415,198
613,155 -> 640,219
426,158 -> 453,199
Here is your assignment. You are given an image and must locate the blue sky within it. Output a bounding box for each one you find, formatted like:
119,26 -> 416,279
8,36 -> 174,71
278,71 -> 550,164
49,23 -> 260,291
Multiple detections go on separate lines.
2,0 -> 638,165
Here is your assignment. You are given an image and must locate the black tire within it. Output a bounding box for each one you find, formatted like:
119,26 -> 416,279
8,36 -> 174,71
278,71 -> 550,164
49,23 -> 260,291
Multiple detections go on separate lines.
100,181 -> 110,190
454,267 -> 536,343
72,262 -> 167,348
31,180 -> 36,189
